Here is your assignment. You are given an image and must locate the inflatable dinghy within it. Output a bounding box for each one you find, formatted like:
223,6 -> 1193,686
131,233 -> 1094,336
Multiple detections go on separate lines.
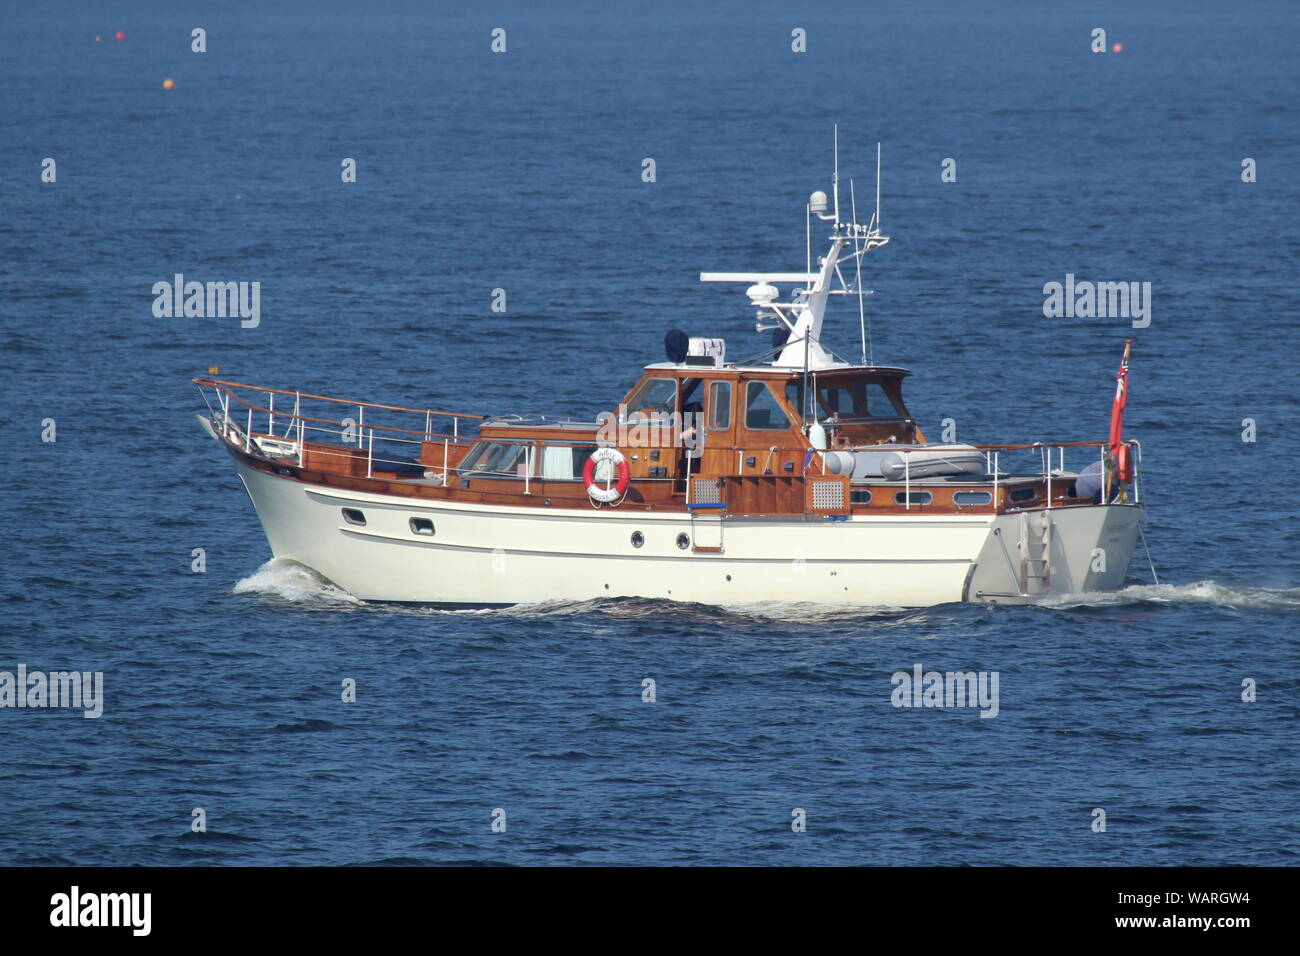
821,444 -> 986,481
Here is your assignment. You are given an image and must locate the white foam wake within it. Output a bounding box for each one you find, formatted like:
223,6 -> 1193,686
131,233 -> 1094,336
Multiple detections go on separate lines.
1041,580 -> 1300,611
232,558 -> 361,605
227,563 -> 1296,616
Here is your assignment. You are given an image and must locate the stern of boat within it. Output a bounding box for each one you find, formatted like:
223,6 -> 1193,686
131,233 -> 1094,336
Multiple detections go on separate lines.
966,502 -> 1145,603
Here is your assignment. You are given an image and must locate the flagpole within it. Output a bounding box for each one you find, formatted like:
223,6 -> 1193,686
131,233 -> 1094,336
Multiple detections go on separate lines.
1106,339 -> 1133,503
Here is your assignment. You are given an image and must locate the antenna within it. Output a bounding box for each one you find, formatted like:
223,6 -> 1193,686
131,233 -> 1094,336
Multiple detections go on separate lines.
805,202 -> 811,280
851,178 -> 867,366
874,141 -> 882,232
832,125 -> 841,226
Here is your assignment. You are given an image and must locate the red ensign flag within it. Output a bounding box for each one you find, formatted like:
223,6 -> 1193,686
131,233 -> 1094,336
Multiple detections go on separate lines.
1109,339 -> 1131,464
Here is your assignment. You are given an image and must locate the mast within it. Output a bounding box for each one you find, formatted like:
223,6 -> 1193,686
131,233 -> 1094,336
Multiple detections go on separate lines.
699,130 -> 890,370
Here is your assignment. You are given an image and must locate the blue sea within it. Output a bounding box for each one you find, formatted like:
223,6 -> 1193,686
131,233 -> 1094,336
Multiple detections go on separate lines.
1,0 -> 1297,866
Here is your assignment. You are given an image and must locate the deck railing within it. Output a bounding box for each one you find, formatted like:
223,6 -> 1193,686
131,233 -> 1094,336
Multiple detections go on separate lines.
968,439 -> 1143,508
196,378 -> 1142,505
194,377 -> 495,481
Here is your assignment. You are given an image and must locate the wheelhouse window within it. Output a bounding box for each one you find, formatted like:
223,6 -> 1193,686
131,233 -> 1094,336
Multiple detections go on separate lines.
623,377 -> 674,423
745,381 -> 793,431
709,381 -> 731,430
623,377 -> 704,423
786,378 -> 906,422
457,441 -> 532,478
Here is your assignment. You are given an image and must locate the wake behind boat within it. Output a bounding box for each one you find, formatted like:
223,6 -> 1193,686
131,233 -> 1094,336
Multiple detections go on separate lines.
195,138 -> 1146,608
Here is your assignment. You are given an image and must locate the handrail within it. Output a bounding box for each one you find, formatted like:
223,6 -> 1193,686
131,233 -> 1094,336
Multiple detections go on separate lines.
193,377 -> 484,420
977,438 -> 1142,506
214,388 -> 475,443
971,439 -> 1110,452
198,378 -> 497,444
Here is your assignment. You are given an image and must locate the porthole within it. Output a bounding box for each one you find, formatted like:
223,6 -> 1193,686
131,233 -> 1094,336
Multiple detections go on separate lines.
409,517 -> 435,536
341,508 -> 366,526
631,531 -> 645,548
1010,487 -> 1037,502
850,489 -> 872,505
893,490 -> 932,506
676,533 -> 690,550
954,491 -> 993,506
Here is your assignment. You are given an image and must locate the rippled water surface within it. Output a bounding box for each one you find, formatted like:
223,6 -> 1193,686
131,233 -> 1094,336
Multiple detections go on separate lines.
1,0 -> 1298,865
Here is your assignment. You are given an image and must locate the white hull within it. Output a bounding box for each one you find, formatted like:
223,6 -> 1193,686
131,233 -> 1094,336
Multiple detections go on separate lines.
230,454 -> 1144,607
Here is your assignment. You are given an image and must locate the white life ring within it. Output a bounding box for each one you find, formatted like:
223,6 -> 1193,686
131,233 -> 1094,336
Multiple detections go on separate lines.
583,447 -> 630,503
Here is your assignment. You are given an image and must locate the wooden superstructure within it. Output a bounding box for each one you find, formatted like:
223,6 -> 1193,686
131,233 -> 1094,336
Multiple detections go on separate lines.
194,367 -> 1131,522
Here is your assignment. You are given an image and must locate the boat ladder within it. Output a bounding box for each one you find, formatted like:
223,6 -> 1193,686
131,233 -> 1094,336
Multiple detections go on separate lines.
1018,511 -> 1053,595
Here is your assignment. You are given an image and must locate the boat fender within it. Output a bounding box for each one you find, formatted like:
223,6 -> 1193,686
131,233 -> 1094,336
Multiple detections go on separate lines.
583,447 -> 630,503
821,450 -> 855,475
1074,459 -> 1121,503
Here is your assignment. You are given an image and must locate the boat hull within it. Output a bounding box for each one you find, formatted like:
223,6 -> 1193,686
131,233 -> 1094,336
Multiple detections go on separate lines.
227,451 -> 1144,608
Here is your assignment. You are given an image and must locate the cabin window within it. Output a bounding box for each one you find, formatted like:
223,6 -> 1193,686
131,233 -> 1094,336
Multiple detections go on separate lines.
850,489 -> 872,505
893,490 -> 932,506
341,508 -> 366,526
541,445 -> 573,480
679,378 -> 704,414
457,441 -> 533,478
409,517 -> 435,535
784,380 -> 810,420
540,444 -> 597,480
786,379 -> 906,421
1010,487 -> 1037,502
623,377 -> 679,423
954,491 -> 993,506
709,382 -> 731,430
623,377 -> 705,419
745,381 -> 793,430
573,446 -> 597,477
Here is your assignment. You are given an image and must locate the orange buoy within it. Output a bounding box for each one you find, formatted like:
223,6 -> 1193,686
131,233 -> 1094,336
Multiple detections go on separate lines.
208,366 -> 219,375
162,78 -> 175,90
115,30 -> 125,41
1112,42 -> 1123,53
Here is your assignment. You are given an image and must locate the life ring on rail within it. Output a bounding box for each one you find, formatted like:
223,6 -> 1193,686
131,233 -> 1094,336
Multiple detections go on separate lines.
583,447 -> 630,504
1115,444 -> 1133,484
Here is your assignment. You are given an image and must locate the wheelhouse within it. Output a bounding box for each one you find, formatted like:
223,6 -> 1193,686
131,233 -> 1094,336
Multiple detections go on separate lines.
612,363 -> 923,453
